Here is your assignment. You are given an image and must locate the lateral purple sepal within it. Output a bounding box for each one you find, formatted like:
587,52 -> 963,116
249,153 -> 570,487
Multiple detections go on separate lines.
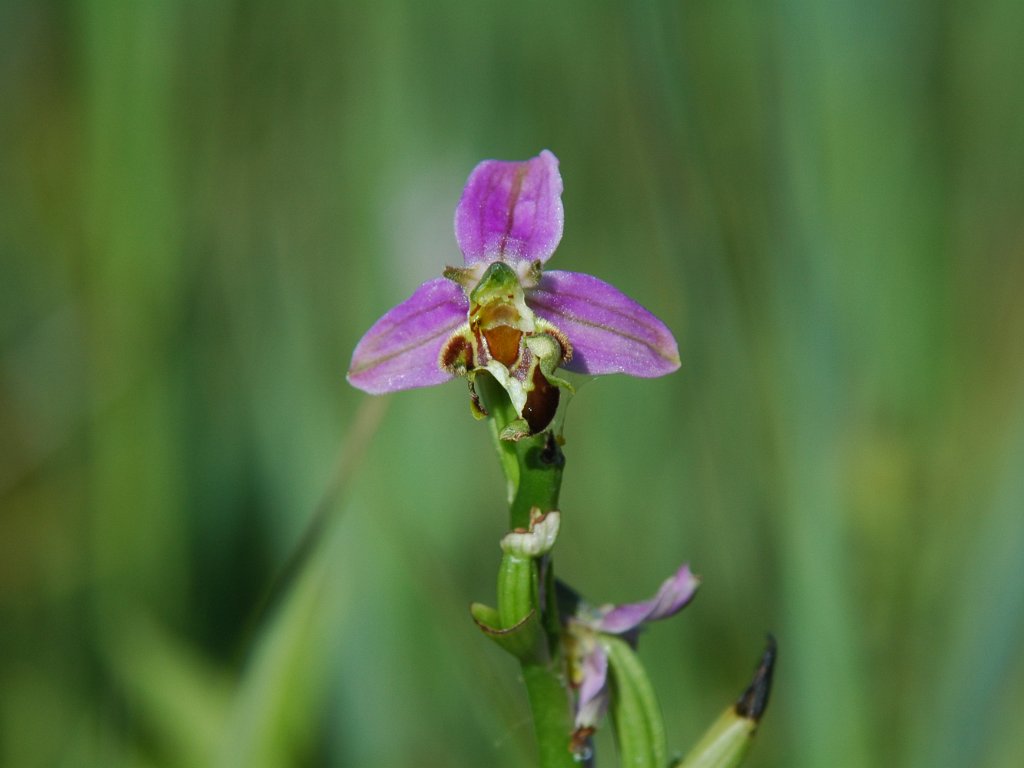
596,564 -> 699,635
347,277 -> 468,394
528,271 -> 680,377
454,150 -> 564,265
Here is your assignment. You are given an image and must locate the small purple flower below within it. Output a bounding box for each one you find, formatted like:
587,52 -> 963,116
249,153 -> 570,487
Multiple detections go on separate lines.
347,150 -> 680,435
564,564 -> 700,743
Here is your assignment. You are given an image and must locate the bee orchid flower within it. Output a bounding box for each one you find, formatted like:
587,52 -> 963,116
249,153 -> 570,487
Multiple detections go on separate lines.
347,150 -> 680,436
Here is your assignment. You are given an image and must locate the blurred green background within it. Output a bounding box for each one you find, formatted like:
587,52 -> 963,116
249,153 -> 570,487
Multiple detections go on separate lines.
2,1 -> 1023,766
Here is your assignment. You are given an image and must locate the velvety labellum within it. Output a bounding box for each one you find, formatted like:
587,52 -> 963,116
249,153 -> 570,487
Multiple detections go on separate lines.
522,357 -> 560,434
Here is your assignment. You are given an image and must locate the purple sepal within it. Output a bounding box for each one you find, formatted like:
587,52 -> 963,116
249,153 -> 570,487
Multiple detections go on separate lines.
575,642 -> 610,729
596,564 -> 699,635
454,150 -> 564,266
529,270 -> 680,377
347,277 -> 468,394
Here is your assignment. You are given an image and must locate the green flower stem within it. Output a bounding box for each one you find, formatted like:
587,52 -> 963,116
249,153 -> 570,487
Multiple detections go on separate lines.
522,664 -> 577,768
476,373 -> 563,529
476,374 -> 576,768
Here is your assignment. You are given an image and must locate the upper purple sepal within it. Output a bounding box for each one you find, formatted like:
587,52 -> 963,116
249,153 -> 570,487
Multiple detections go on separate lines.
529,271 -> 681,378
454,150 -> 564,266
347,277 -> 468,394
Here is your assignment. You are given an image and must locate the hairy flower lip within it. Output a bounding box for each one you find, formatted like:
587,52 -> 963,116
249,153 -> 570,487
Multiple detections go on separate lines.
346,150 -> 681,426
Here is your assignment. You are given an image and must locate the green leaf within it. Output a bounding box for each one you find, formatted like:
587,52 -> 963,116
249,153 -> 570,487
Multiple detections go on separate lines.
470,602 -> 541,660
677,635 -> 776,768
604,635 -> 667,768
497,552 -> 539,632
675,709 -> 756,768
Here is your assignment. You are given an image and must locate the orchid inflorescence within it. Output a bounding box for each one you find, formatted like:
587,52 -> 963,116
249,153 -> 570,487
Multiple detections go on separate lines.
347,151 -> 773,767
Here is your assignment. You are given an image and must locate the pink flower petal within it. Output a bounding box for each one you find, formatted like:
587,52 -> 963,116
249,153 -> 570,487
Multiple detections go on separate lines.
596,564 -> 699,634
347,277 -> 468,394
454,150 -> 564,265
575,643 -> 610,729
529,271 -> 680,377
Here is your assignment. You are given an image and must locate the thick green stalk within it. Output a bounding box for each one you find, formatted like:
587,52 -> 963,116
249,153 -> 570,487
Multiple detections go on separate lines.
522,665 -> 577,768
476,374 -> 576,768
477,373 -> 563,528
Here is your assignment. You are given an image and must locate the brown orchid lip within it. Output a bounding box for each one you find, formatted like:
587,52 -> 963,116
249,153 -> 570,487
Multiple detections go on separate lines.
522,363 -> 560,434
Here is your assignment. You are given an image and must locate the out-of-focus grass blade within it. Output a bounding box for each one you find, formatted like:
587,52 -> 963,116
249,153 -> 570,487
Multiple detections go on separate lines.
909,399 -> 1024,768
218,540 -> 343,768
218,397 -> 387,767
103,615 -> 230,766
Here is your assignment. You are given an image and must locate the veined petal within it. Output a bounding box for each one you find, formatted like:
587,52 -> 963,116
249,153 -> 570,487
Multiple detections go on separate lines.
575,642 -> 610,729
347,277 -> 468,394
454,150 -> 564,265
529,271 -> 680,377
596,564 -> 699,635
